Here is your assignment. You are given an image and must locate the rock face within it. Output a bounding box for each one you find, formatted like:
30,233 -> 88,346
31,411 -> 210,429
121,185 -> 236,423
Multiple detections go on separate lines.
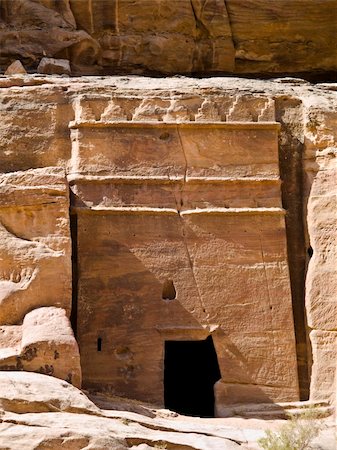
70,94 -> 299,408
0,1 -> 336,76
303,103 -> 337,402
0,168 -> 71,323
0,76 -> 336,418
0,0 -> 98,71
0,165 -> 81,386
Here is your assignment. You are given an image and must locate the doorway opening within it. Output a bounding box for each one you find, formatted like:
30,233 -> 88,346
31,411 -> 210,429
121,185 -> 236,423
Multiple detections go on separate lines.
164,336 -> 221,417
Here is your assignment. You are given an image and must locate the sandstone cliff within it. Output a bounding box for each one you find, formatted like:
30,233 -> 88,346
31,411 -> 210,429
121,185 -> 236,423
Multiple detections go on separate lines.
0,76 -> 336,411
1,0 -> 337,76
0,4 -> 336,450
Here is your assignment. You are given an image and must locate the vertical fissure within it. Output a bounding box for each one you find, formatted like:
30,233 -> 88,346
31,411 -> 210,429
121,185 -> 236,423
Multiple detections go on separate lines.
176,125 -> 208,318
70,210 -> 78,339
276,97 -> 310,400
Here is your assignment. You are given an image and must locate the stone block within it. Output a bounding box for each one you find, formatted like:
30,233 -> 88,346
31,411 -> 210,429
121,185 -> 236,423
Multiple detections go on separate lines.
37,58 -> 71,76
21,307 -> 81,387
37,58 -> 71,75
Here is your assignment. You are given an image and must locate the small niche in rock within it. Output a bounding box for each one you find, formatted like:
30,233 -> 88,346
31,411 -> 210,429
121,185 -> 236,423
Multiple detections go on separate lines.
159,132 -> 170,141
307,246 -> 314,258
97,337 -> 102,352
162,279 -> 176,300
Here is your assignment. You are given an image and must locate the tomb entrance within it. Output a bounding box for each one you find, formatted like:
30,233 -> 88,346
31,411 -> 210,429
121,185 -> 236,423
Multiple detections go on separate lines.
164,336 -> 221,417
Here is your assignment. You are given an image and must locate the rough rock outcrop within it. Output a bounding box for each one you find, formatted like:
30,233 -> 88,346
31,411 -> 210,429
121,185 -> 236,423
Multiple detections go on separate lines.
0,372 -> 255,449
0,0 -> 98,70
0,1 -> 336,76
0,307 -> 81,387
0,371 -> 95,414
1,371 -> 336,450
0,166 -> 80,386
0,168 -> 71,323
303,99 -> 337,402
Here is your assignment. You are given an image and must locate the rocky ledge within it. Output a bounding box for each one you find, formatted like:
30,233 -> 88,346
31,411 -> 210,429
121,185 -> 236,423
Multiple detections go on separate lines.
0,372 -> 335,450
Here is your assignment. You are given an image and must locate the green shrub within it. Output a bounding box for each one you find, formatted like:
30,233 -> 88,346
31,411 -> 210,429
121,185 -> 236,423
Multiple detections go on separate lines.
258,410 -> 323,450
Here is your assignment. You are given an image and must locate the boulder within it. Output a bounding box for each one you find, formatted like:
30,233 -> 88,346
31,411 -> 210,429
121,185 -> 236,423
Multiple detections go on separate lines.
0,307 -> 81,388
0,371 -> 98,414
4,60 -> 27,76
37,58 -> 71,75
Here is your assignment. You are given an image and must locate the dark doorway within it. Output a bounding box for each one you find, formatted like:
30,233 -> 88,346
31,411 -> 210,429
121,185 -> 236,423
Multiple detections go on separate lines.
164,336 -> 221,417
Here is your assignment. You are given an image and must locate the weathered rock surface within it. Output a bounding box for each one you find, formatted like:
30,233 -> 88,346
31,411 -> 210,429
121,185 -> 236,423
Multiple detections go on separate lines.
0,166 -> 79,386
0,371 -> 95,414
0,88 -> 72,172
0,1 -> 336,76
0,168 -> 71,323
0,372 -> 248,449
0,75 -> 336,421
302,95 -> 337,403
0,307 -> 81,387
0,0 -> 98,70
0,371 -> 336,450
0,307 -> 81,386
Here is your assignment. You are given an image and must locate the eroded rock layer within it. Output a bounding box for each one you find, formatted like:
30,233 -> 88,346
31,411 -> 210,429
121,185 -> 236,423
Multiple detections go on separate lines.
0,0 -> 337,76
0,75 -> 336,413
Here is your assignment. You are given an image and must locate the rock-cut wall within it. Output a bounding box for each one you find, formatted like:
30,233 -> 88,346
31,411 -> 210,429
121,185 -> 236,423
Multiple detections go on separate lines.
0,75 -> 336,414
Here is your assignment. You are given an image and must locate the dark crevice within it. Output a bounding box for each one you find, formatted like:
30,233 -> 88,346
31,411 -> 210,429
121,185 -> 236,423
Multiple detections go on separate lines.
276,97 -> 310,400
70,211 -> 78,338
223,0 -> 236,48
66,67 -> 337,83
